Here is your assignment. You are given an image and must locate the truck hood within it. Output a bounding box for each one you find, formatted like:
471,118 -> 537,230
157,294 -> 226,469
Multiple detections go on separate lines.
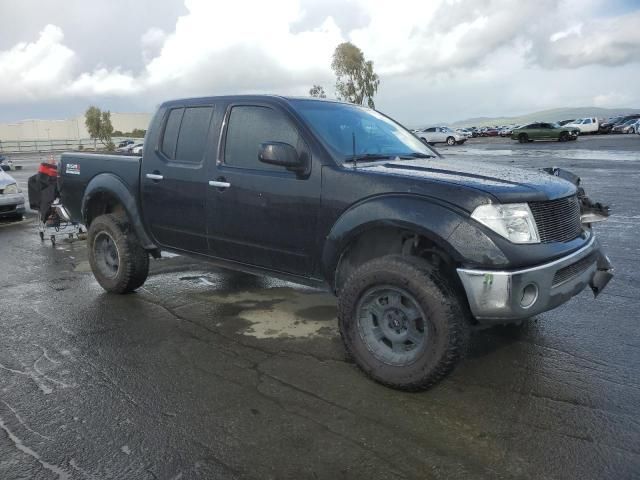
358,158 -> 576,204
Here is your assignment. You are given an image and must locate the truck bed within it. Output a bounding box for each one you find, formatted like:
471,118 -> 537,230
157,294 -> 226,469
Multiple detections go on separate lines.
59,152 -> 142,224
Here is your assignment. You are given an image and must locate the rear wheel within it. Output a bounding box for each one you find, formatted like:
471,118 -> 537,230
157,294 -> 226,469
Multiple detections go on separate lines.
518,133 -> 528,143
338,255 -> 470,391
88,214 -> 149,293
446,136 -> 455,146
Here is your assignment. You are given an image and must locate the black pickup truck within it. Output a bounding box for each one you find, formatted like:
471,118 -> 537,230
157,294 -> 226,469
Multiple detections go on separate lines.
59,95 -> 613,391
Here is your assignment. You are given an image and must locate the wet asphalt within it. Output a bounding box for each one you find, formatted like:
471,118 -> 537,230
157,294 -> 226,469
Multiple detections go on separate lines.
0,135 -> 639,479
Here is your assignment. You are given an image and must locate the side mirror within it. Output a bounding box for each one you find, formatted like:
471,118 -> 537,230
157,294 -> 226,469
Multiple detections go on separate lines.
258,142 -> 305,172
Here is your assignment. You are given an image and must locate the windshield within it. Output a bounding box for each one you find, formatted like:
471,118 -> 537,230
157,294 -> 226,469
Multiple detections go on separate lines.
291,100 -> 435,162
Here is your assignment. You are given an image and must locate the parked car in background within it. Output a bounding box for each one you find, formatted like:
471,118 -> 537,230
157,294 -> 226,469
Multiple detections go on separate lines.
0,155 -> 12,171
117,140 -> 134,149
565,117 -> 599,134
611,118 -> 639,134
599,116 -> 623,134
0,168 -> 25,220
499,126 -> 518,137
600,114 -> 640,134
455,128 -> 472,139
557,119 -> 575,126
416,127 -> 466,145
131,142 -> 144,154
482,127 -> 500,137
511,122 -> 579,143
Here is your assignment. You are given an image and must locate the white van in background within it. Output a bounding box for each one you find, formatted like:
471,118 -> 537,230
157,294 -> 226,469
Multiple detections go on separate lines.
566,117 -> 599,134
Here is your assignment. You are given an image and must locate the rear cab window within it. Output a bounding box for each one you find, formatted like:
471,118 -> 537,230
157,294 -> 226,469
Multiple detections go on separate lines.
160,106 -> 214,163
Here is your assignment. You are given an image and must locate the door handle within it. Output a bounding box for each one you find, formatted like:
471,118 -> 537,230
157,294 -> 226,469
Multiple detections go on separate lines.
209,180 -> 231,188
146,173 -> 163,181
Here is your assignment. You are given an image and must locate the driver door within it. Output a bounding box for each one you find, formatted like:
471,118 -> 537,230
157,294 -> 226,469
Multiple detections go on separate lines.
205,103 -> 321,276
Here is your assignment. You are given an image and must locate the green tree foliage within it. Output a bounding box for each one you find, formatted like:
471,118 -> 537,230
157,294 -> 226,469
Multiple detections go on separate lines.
113,128 -> 146,138
130,128 -> 146,138
331,42 -> 380,108
84,106 -> 114,149
309,84 -> 326,98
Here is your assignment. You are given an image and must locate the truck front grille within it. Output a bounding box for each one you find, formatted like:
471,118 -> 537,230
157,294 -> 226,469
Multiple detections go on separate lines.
529,195 -> 582,243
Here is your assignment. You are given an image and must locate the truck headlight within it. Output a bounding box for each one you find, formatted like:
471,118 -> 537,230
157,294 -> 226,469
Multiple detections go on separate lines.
471,203 -> 540,244
3,183 -> 18,195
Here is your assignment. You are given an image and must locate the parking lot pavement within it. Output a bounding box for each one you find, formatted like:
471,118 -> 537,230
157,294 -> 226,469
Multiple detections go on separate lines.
0,136 -> 639,479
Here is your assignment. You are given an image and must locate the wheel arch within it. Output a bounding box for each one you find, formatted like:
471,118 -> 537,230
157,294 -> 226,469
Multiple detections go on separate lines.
81,173 -> 158,254
321,195 -> 508,293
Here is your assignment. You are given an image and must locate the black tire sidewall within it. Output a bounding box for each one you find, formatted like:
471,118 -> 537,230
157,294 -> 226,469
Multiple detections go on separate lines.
338,255 -> 468,390
87,214 -> 148,293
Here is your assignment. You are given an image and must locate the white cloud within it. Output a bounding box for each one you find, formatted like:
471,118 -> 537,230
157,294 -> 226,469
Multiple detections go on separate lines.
550,24 -> 583,42
141,28 -> 167,64
532,11 -> 640,68
0,0 -> 638,123
0,25 -> 75,102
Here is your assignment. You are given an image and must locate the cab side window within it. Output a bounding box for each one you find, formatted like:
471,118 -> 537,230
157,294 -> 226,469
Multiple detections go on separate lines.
224,106 -> 299,170
161,108 -> 183,159
160,106 -> 213,163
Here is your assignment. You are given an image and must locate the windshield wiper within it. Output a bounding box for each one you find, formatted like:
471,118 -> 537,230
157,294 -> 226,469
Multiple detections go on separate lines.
344,153 -> 397,163
402,152 -> 435,159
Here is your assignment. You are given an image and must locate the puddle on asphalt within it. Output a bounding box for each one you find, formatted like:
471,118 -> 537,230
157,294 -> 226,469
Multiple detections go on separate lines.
198,287 -> 338,339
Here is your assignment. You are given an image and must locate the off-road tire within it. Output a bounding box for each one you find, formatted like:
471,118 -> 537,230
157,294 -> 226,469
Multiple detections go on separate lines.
88,214 -> 149,293
446,136 -> 456,146
518,133 -> 528,143
337,255 -> 470,391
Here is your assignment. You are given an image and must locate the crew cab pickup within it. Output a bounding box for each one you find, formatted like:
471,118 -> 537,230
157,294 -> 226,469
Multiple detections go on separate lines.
59,95 -> 613,391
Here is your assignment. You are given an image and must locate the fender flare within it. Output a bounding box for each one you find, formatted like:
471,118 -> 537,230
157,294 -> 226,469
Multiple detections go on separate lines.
81,173 -> 157,251
321,195 -> 507,288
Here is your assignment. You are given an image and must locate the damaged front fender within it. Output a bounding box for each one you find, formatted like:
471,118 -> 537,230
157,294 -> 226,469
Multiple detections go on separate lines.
542,167 -> 614,297
542,167 -> 610,224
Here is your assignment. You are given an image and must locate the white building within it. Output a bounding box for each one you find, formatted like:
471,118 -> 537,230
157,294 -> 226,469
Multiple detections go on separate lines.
0,112 -> 152,141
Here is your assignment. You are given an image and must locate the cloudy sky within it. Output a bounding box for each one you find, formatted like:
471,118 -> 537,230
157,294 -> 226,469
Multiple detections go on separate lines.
1,0 -> 639,125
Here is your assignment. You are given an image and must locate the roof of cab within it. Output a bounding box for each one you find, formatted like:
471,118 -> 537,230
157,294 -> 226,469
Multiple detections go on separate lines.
160,94 -> 352,108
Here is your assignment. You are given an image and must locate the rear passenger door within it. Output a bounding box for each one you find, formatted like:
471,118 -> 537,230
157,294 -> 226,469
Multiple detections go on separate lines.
205,103 -> 321,276
141,105 -> 214,254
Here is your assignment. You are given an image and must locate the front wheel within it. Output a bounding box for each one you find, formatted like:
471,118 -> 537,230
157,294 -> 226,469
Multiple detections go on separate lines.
338,255 -> 470,391
446,136 -> 456,146
559,132 -> 568,142
88,214 -> 149,293
518,133 -> 528,143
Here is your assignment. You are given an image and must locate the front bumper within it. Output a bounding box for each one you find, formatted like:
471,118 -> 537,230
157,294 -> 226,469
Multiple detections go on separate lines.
457,236 -> 612,322
0,193 -> 25,217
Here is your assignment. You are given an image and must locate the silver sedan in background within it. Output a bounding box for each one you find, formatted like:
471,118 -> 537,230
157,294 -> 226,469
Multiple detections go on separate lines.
0,167 -> 25,220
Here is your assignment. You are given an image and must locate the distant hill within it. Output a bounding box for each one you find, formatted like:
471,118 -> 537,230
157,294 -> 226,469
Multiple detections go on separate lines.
448,107 -> 640,128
